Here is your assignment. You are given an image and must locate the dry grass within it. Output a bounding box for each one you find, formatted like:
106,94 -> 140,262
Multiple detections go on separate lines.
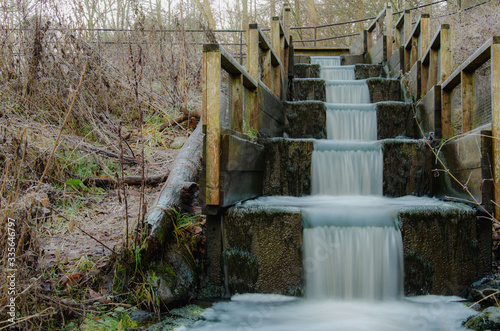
0,1 -> 207,329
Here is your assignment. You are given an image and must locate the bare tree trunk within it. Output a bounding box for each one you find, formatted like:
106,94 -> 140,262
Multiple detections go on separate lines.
306,0 -> 318,26
242,0 -> 248,31
194,0 -> 217,29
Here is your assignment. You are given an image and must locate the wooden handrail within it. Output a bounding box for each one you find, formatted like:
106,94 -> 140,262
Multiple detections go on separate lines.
441,37 -> 499,140
421,24 -> 452,95
366,3 -> 393,61
404,14 -> 430,73
203,10 -> 290,207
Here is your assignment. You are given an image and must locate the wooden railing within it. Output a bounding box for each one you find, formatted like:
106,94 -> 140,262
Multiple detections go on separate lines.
202,8 -> 290,208
364,4 -> 499,215
366,3 -> 393,61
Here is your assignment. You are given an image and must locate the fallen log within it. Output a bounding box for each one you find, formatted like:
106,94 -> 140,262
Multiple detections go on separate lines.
144,122 -> 203,256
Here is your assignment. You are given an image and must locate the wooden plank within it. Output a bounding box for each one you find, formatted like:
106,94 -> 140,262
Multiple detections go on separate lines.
411,35 -> 418,69
386,3 -> 393,61
443,37 -> 492,91
417,85 -> 442,137
367,36 -> 386,64
220,134 -> 265,171
461,70 -> 476,133
367,30 -> 372,52
350,30 -> 367,55
367,7 -> 386,33
261,49 -> 272,90
409,60 -> 422,100
205,44 -> 258,91
202,49 -> 207,127
258,82 -> 284,137
204,48 -> 221,205
492,37 -> 500,217
230,73 -> 244,132
220,171 -> 263,208
442,88 -> 452,138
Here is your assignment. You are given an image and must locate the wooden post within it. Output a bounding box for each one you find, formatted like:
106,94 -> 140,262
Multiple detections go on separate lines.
461,70 -> 476,133
440,24 -> 452,83
491,37 -> 500,217
247,24 -> 259,80
386,3 -> 393,62
271,17 -> 282,98
246,24 -> 260,130
271,17 -> 280,62
203,44 -> 221,205
230,73 -> 244,132
420,14 -> 430,60
404,10 -> 411,46
283,4 -> 291,39
442,89 -> 452,138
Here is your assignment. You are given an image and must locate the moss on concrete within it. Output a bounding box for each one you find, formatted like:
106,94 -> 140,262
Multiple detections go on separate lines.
284,101 -> 326,139
223,206 -> 303,295
262,138 -> 314,196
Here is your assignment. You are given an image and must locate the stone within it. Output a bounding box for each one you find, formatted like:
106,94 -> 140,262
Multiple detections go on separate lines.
223,206 -> 303,295
294,64 -> 320,78
366,77 -> 401,102
150,245 -> 197,306
284,101 -> 326,139
354,64 -> 386,79
293,78 -> 326,101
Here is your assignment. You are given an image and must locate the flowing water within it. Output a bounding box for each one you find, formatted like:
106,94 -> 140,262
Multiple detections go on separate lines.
180,56 -> 475,330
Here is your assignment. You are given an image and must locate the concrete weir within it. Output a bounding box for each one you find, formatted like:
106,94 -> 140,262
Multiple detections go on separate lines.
204,55 -> 492,301
219,200 -> 488,297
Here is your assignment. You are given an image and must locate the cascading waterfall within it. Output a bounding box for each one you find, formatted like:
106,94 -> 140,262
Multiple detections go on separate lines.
320,66 -> 356,80
311,141 -> 382,196
185,56 -> 475,331
306,56 -> 402,301
325,80 -> 370,104
326,104 -> 377,140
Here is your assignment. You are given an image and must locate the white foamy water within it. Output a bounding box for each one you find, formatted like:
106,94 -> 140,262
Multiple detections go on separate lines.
304,225 -> 403,300
311,141 -> 383,196
326,80 -> 370,104
320,65 -> 356,80
180,294 -> 474,331
326,103 -> 377,140
311,56 -> 341,67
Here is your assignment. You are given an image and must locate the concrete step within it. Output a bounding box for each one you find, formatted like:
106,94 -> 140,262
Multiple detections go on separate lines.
293,77 -> 401,102
261,137 -> 433,198
284,101 -> 418,140
294,63 -> 386,79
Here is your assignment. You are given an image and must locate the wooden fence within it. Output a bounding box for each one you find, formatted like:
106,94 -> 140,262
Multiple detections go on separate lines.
360,4 -> 499,215
202,6 -> 290,209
